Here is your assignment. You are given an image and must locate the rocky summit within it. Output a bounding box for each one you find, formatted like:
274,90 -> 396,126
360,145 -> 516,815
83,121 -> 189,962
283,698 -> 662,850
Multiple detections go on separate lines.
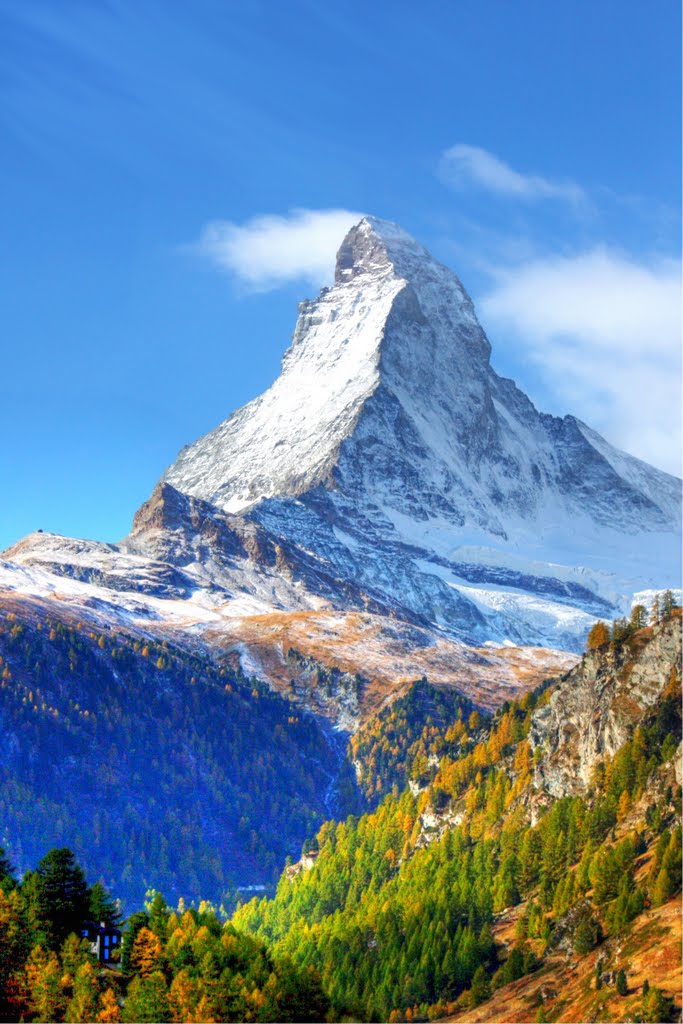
1,217 -> 680,678
0,215 -> 680,914
157,216 -> 679,649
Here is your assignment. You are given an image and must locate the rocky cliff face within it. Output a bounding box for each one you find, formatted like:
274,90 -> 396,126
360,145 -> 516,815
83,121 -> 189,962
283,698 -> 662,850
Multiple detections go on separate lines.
529,613 -> 682,797
1,216 -> 679,671
160,216 -> 680,650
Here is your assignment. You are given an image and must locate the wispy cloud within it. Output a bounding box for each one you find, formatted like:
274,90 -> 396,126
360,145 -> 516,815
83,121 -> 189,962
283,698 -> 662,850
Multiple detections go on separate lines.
197,208 -> 363,291
438,144 -> 585,204
479,248 -> 682,474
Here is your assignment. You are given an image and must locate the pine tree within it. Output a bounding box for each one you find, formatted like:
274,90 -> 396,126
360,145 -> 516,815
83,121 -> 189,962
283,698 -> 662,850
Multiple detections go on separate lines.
89,881 -> 122,927
650,596 -> 661,625
0,888 -> 30,1016
60,931 -> 89,986
617,789 -> 631,821
96,988 -> 121,1023
168,968 -> 200,1022
616,968 -> 628,996
0,847 -> 16,893
611,617 -> 629,643
469,964 -> 491,1007
642,986 -> 674,1024
651,866 -> 674,907
147,891 -> 170,941
65,961 -> 100,1023
587,621 -> 610,649
630,604 -> 647,631
131,926 -> 163,978
123,972 -> 170,1023
34,848 -> 91,949
572,908 -> 601,953
25,945 -> 64,1022
120,911 -> 148,973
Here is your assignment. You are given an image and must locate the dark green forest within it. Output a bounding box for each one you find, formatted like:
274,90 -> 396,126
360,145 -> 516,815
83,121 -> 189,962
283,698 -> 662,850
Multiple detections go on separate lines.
348,679 -> 479,805
0,607 -> 360,908
0,606 -> 680,1022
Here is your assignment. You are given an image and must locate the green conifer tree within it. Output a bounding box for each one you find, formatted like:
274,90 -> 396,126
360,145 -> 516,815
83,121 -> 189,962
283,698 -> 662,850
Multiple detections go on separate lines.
34,848 -> 91,950
469,965 -> 491,1007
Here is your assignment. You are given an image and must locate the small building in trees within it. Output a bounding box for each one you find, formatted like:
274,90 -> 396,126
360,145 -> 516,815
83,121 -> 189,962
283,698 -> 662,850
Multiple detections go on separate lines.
80,920 -> 122,964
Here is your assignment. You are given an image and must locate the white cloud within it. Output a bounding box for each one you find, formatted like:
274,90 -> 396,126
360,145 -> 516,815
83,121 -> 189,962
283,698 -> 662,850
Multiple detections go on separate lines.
438,144 -> 585,204
197,208 -> 364,291
479,248 -> 682,475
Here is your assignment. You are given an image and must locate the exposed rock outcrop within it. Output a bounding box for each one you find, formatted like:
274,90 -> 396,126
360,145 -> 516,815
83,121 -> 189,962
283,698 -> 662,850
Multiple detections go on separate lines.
529,613 -> 682,797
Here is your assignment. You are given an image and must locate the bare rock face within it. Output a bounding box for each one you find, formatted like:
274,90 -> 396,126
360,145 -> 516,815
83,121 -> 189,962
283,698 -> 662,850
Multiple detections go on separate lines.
1,216 -> 679,663
160,216 -> 680,650
529,614 -> 682,797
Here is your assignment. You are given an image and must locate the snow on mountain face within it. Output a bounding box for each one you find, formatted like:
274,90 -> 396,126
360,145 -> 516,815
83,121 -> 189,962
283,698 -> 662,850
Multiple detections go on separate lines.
160,216 -> 681,650
165,218 -> 488,514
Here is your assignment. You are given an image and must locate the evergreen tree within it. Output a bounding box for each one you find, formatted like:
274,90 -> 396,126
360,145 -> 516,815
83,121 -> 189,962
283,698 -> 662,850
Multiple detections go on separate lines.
651,866 -> 674,907
616,968 -> 628,996
65,961 -> 100,1023
123,972 -> 170,1023
34,848 -> 91,950
121,911 -> 149,973
60,931 -> 90,985
611,617 -> 630,643
25,945 -> 64,1022
96,988 -> 121,1023
650,596 -> 661,625
0,888 -> 31,1017
0,847 -> 16,893
146,891 -> 170,941
89,881 -> 122,927
131,926 -> 164,978
642,985 -> 674,1023
630,604 -> 647,631
470,964 -> 491,1007
587,621 -> 610,649
572,907 -> 601,954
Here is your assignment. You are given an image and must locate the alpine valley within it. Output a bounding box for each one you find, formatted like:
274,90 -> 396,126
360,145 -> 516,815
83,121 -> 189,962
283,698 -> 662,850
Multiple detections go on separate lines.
0,218 -> 681,1022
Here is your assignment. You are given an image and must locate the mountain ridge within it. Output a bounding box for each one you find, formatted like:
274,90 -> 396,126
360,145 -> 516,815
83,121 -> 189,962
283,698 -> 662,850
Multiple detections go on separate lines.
1,215 -> 679,667
157,215 -> 680,649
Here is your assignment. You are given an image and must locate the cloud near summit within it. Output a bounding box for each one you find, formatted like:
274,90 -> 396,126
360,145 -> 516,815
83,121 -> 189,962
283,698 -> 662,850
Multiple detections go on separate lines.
198,208 -> 363,291
480,248 -> 682,475
438,144 -> 585,203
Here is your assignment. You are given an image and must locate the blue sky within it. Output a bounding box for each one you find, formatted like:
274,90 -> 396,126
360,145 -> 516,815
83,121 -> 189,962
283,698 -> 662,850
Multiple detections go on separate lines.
1,0 -> 680,549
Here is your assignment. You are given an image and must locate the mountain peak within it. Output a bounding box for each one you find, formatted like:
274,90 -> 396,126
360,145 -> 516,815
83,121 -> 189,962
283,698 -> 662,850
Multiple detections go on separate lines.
334,217 -> 427,283
157,215 -> 680,649
162,214 -> 491,514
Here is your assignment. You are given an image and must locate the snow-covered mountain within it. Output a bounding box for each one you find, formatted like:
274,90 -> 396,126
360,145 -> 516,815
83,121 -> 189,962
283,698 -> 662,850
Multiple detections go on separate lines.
159,216 -> 680,649
1,216 -> 679,668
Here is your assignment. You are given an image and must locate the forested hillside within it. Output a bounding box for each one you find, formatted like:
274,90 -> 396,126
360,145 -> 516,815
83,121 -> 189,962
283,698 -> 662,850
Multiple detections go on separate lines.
0,847 -> 329,1023
0,601 -> 361,909
348,680 -> 479,805
0,605 -> 679,1022
0,594 -> 539,913
234,609 -> 682,1022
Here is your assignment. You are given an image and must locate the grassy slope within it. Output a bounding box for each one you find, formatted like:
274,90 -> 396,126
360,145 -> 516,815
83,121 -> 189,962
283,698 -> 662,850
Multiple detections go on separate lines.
447,896 -> 681,1024
446,766 -> 682,1023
